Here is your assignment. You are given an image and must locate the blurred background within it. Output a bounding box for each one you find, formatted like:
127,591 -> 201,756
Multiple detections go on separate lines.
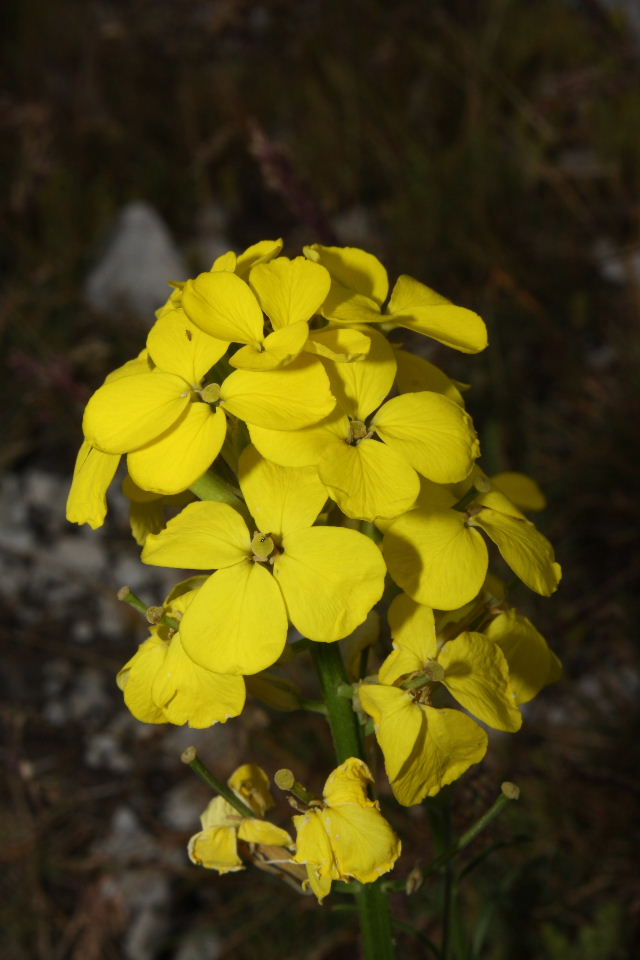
2,1 -> 639,957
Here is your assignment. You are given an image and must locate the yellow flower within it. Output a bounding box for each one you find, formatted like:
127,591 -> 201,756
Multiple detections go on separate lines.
123,474 -> 194,545
304,244 -> 488,353
394,346 -> 467,406
141,446 -> 386,675
450,464 -> 547,512
82,309 -> 227,494
83,303 -> 336,495
66,440 -> 120,529
359,593 -> 522,805
485,608 -> 562,704
383,487 -> 561,610
116,580 -> 246,728
188,764 -> 292,873
182,255 -> 331,371
291,757 -> 401,902
66,350 -> 154,527
209,238 -> 284,277
249,326 -> 479,521
486,471 -> 547,512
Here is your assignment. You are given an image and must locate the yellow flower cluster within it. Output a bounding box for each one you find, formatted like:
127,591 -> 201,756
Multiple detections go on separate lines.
67,239 -> 563,893
188,759 -> 401,903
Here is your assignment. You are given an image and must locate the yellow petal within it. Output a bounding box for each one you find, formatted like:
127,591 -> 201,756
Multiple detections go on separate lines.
249,413 -> 347,467
471,493 -> 561,596
274,527 -> 385,642
182,271 -> 264,344
220,356 -> 335,430
322,327 -> 396,420
415,478 -> 458,511
83,371 -> 189,453
129,499 -> 165,545
66,441 -> 120,529
304,866 -> 333,904
292,809 -> 339,883
305,868 -> 334,903
180,562 -> 288,675
146,308 -> 227,384
235,238 -> 284,278
249,256 -> 331,329
340,611 -> 380,681
238,819 -> 293,847
188,825 -> 244,873
379,594 -> 437,683
394,348 -> 465,405
164,575 -> 208,609
245,672 -> 302,711
228,763 -> 275,815
438,632 -> 522,732
303,244 -> 389,304
122,475 -> 162,503
151,634 -> 246,728
104,349 -> 152,383
305,327 -> 372,363
373,392 -> 479,484
116,635 -> 167,724
387,275 -> 488,353
322,757 -> 375,807
127,404 -> 226,495
211,250 -> 237,272
229,321 -> 309,370
199,795 -> 243,830
327,805 -> 401,883
486,610 -> 562,704
320,289 -> 384,326
238,445 -> 327,538
142,500 -> 250,569
383,509 -> 488,610
358,684 -> 423,782
490,471 -> 547,512
391,706 -> 488,804
318,437 -> 420,521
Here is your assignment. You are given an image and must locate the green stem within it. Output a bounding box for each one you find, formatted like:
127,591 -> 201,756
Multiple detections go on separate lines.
181,747 -> 258,820
117,586 -> 180,631
311,643 -> 363,762
441,798 -> 453,960
452,485 -> 479,513
424,785 -> 519,880
354,881 -> 396,960
311,642 -> 395,960
190,470 -> 248,517
274,768 -> 320,805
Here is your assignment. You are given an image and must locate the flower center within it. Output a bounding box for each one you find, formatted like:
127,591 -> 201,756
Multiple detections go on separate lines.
348,419 -> 370,444
199,382 -> 222,404
251,530 -> 275,561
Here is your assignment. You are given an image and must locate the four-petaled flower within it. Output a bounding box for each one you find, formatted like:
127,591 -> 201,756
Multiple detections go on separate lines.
292,757 -> 401,902
188,764 -> 292,873
142,446 -> 387,675
359,593 -> 522,805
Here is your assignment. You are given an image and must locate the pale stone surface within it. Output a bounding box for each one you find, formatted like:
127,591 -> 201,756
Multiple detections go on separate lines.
85,202 -> 188,322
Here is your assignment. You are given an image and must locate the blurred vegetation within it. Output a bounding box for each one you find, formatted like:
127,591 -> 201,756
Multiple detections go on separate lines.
2,0 -> 640,957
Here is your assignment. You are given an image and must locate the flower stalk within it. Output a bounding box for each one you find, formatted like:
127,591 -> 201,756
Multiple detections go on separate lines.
181,746 -> 259,820
311,642 -> 395,959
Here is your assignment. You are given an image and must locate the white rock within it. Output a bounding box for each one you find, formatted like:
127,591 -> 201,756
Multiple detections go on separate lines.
85,202 -> 187,322
593,237 -> 640,285
161,779 -> 209,831
332,204 -> 381,248
49,534 -> 107,576
173,931 -> 222,960
193,201 -> 232,271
